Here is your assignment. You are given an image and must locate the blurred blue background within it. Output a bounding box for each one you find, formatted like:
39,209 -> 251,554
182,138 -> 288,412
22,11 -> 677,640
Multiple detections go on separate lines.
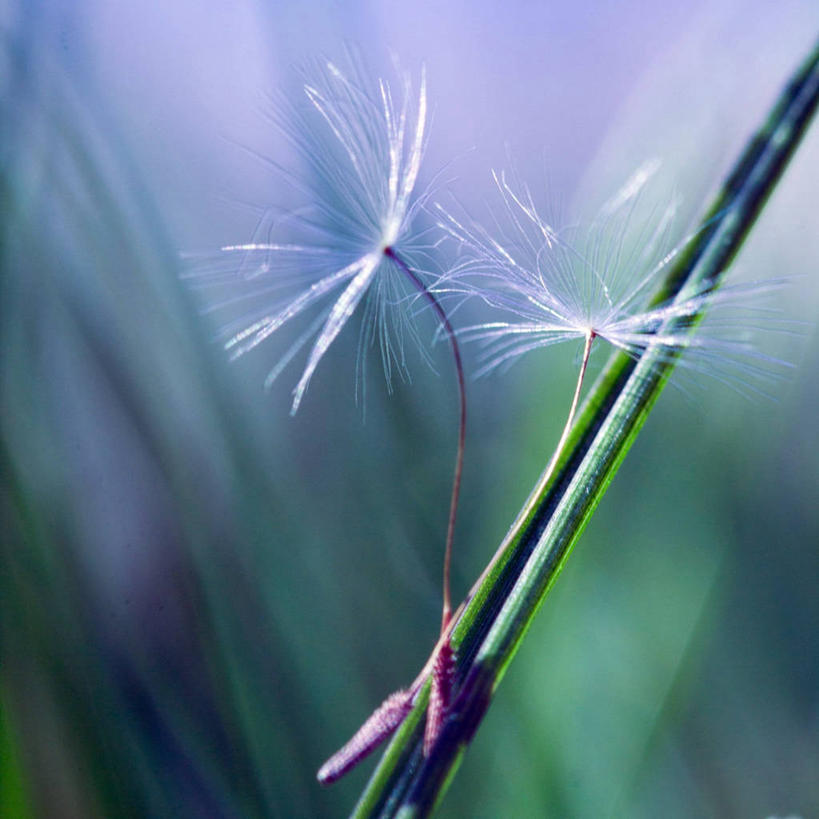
1,1 -> 818,817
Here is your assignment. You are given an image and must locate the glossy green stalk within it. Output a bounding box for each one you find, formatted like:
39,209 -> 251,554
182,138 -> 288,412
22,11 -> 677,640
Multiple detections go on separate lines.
352,37 -> 819,819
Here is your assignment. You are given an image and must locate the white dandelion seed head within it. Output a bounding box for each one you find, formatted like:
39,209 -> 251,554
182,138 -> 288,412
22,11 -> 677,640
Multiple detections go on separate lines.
436,160 -> 792,392
297,57 -> 428,255
186,54 -> 439,413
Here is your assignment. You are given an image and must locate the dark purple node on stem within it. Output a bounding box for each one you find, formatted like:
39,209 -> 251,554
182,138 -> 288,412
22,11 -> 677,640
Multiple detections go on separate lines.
423,640 -> 455,757
317,688 -> 414,785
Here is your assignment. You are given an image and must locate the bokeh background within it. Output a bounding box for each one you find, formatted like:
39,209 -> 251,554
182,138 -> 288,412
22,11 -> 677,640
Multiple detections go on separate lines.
2,1 -> 818,817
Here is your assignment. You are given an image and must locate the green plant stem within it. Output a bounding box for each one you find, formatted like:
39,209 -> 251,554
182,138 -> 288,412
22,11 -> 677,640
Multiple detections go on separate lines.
352,37 -> 819,819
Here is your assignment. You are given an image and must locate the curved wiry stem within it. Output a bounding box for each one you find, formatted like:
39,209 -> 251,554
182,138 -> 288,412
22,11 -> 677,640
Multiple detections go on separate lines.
384,246 -> 466,633
316,248 -> 467,784
447,329 -> 596,625
536,330 -> 595,500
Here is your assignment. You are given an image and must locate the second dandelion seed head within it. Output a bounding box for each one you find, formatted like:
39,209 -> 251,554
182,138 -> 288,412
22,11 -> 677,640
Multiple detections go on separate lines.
438,160 -> 789,396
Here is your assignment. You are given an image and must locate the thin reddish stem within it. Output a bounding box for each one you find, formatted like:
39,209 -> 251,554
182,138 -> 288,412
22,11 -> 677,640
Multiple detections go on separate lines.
384,246 -> 466,634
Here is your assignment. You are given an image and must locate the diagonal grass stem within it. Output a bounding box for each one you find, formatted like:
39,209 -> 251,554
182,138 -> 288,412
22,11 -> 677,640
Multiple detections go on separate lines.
351,36 -> 819,819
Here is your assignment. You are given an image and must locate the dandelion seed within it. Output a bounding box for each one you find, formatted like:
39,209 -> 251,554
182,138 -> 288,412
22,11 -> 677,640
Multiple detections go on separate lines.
437,160 -> 792,459
422,161 -> 794,694
185,54 -> 468,778
190,55 -> 438,414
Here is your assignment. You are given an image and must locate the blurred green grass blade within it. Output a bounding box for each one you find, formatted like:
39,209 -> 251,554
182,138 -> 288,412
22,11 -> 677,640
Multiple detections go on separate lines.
0,672 -> 34,819
353,36 -> 819,819
1,18 -> 339,816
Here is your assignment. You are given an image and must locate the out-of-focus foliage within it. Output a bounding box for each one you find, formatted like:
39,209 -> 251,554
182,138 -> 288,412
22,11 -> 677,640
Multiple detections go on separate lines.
1,2 -> 817,818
